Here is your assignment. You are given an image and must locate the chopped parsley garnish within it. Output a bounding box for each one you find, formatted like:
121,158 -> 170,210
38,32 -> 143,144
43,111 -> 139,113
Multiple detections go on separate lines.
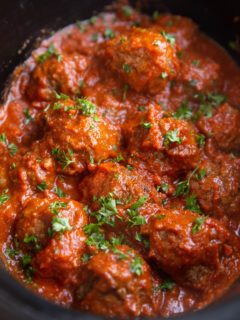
104,28 -> 115,39
173,101 -> 192,120
0,189 -> 10,206
152,10 -> 160,21
191,216 -> 207,234
37,44 -> 62,63
112,153 -> 124,163
55,92 -> 69,100
81,253 -> 91,263
174,166 -> 199,196
157,183 -> 169,193
194,92 -> 227,120
195,168 -> 207,180
0,133 -> 7,144
160,279 -> 175,291
51,147 -> 74,169
185,194 -> 202,214
36,181 -> 47,192
49,201 -> 67,215
23,235 -> 41,251
53,186 -> 66,198
160,30 -> 176,46
130,256 -> 143,276
89,16 -> 97,25
91,33 -> 99,42
196,134 -> 206,147
23,108 -> 34,124
189,79 -> 198,87
192,60 -> 200,67
127,196 -> 148,226
52,217 -> 72,233
138,106 -> 146,111
122,63 -> 132,73
92,193 -> 119,227
161,72 -> 168,79
8,143 -> 18,157
126,164 -> 134,171
142,122 -> 152,129
76,98 -> 97,116
164,129 -> 182,146
122,5 -> 133,17
84,224 -> 110,251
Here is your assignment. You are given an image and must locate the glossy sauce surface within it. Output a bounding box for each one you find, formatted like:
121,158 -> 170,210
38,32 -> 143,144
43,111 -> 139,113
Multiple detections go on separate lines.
0,3 -> 240,318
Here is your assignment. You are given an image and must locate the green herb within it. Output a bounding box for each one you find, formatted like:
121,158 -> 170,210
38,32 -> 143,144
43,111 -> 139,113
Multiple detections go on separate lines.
195,168 -> 207,180
23,108 -> 34,124
22,254 -> 31,268
192,60 -> 200,67
88,15 -> 97,24
130,256 -> 143,276
55,92 -> 69,100
155,214 -> 166,219
122,63 -> 132,73
164,129 -> 182,146
81,253 -> 91,263
52,217 -> 72,233
76,21 -> 86,33
138,106 -> 146,111
112,247 -> 129,260
160,279 -> 175,291
91,33 -> 99,42
0,133 -> 7,144
173,101 -> 192,120
126,164 -> 133,171
142,122 -> 152,129
92,193 -> 118,227
104,28 -> 115,39
185,195 -> 202,214
160,31 -> 176,46
122,5 -> 133,18
0,189 -> 10,205
158,183 -> 169,193
84,224 -> 110,250
174,166 -> 199,196
194,92 -> 227,120
36,181 -> 47,192
127,196 -> 148,226
49,201 -> 67,215
53,186 -> 66,198
37,44 -> 62,63
76,98 -> 97,116
89,155 -> 94,164
191,216 -> 206,234
189,79 -> 198,87
196,134 -> 206,147
161,72 -> 168,79
23,235 -> 38,244
112,154 -> 124,163
5,247 -> 19,259
51,147 -> 74,169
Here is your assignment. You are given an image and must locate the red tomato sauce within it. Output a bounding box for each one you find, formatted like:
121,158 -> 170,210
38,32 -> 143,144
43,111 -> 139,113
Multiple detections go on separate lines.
0,3 -> 240,318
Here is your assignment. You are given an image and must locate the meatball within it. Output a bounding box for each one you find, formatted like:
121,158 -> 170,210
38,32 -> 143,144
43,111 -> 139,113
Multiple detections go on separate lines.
14,196 -> 88,284
27,53 -> 89,101
76,245 -> 154,317
79,162 -> 162,255
124,105 -> 200,174
178,52 -> 221,92
100,28 -> 179,94
79,162 -> 161,214
142,208 -> 240,292
44,98 -> 121,175
152,14 -> 198,49
190,156 -> 240,218
16,140 -> 56,199
197,103 -> 240,152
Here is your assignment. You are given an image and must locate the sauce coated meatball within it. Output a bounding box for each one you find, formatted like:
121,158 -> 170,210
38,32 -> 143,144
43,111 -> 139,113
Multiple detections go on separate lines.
27,53 -> 89,101
14,196 -> 88,284
142,208 -> 240,292
100,28 -> 180,94
76,245 -> 154,317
